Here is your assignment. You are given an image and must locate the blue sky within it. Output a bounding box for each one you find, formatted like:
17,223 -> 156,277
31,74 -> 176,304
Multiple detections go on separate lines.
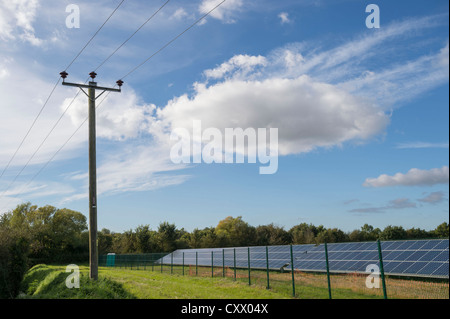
0,0 -> 448,233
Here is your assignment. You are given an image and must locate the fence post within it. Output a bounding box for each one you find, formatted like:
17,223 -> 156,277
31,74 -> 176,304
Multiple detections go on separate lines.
324,242 -> 332,300
182,252 -> 185,276
171,253 -> 173,275
377,240 -> 388,299
212,251 -> 214,278
290,245 -> 295,297
223,249 -> 225,278
248,247 -> 251,286
233,248 -> 237,281
266,246 -> 270,290
196,252 -> 198,276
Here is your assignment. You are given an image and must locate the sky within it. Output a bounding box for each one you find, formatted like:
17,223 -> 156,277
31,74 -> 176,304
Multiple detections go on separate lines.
0,0 -> 448,233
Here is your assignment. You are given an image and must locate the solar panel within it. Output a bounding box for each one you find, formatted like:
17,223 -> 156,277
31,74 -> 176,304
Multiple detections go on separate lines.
155,239 -> 449,279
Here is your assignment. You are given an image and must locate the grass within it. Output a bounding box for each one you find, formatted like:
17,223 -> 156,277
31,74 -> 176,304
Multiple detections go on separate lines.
20,264 -> 135,299
19,264 -> 448,299
19,264 -> 288,299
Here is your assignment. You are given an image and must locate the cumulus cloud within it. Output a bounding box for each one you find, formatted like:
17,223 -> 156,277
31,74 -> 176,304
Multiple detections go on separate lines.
65,88 -> 156,141
363,166 -> 450,188
158,52 -> 390,156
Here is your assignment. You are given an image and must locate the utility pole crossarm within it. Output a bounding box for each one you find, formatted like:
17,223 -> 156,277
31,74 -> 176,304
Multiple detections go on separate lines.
62,81 -> 122,93
59,71 -> 123,281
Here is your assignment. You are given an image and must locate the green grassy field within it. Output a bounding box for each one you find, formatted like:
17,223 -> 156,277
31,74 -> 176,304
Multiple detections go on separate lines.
19,264 -> 288,299
20,265 -> 442,299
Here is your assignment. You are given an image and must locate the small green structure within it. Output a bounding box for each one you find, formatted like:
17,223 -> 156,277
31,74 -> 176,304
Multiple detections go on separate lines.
106,253 -> 116,267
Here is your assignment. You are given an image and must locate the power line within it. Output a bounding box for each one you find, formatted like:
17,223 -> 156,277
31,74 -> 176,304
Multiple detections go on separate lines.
121,0 -> 227,80
0,77 -> 60,181
0,0 -> 126,185
65,0 -> 126,72
0,0 -> 171,201
0,90 -> 82,200
0,92 -> 112,212
0,0 -> 228,210
94,0 -> 171,73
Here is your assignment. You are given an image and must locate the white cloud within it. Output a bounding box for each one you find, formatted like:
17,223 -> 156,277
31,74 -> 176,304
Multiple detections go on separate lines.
395,142 -> 449,149
0,0 -> 42,46
171,8 -> 188,20
278,12 -> 291,24
199,0 -> 243,23
0,59 -> 87,169
60,142 -> 191,203
158,51 -> 390,156
418,191 -> 447,204
204,54 -> 267,80
364,166 -> 450,188
438,41 -> 449,68
65,88 -> 156,141
349,198 -> 417,214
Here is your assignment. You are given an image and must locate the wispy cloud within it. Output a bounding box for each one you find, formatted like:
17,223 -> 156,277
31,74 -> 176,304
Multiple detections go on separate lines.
418,191 -> 447,205
349,198 -> 417,214
364,166 -> 449,188
278,12 -> 291,25
0,0 -> 42,46
199,0 -> 243,23
395,142 -> 449,149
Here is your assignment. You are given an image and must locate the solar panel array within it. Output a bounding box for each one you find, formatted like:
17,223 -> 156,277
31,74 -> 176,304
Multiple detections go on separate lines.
157,239 -> 449,279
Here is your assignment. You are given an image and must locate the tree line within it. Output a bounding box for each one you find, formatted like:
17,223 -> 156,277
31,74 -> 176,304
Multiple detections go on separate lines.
102,216 -> 449,255
0,202 -> 448,298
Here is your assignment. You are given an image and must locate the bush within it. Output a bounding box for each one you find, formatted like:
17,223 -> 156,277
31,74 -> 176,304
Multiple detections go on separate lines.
0,229 -> 30,299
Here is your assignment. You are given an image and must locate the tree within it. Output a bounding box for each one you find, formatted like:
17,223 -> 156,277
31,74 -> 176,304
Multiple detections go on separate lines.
360,224 -> 381,241
158,222 -> 178,252
406,227 -> 431,240
380,225 -> 407,241
255,224 -> 290,246
434,222 -> 449,238
50,208 -> 88,259
98,228 -> 114,255
316,228 -> 348,244
216,216 -> 256,247
0,222 -> 30,298
289,223 -> 317,244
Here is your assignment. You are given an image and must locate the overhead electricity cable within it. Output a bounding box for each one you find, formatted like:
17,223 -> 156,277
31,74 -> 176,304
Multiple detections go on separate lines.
0,93 -> 111,213
0,0 -> 227,208
0,0 -> 126,184
0,77 -> 60,181
120,0 -> 226,81
94,0 -> 171,73
64,0 -> 126,72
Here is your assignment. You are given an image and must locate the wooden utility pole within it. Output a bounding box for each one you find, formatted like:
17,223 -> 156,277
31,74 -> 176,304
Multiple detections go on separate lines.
60,71 -> 123,280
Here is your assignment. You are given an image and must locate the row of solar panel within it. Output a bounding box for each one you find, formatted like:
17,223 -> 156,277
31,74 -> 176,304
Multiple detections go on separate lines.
157,239 -> 449,278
